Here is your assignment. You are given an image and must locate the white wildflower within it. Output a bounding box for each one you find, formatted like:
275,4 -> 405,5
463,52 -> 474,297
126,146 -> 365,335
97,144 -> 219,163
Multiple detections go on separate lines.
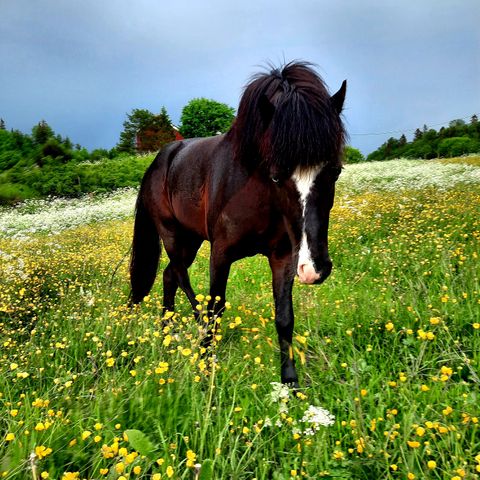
0,188 -> 137,238
338,158 -> 480,194
0,250 -> 28,281
270,382 -> 290,403
292,426 -> 302,436
270,382 -> 290,414
301,405 -> 335,427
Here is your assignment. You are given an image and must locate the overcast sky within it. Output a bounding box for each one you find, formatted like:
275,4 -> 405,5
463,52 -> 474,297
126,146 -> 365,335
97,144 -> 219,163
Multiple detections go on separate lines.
1,0 -> 479,155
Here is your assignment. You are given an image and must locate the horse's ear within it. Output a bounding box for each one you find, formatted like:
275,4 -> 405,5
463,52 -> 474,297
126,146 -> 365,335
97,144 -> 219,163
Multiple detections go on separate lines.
331,80 -> 347,113
259,94 -> 275,128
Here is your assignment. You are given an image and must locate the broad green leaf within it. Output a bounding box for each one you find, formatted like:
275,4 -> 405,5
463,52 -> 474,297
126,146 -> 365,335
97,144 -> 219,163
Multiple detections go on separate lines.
198,459 -> 214,480
124,429 -> 155,457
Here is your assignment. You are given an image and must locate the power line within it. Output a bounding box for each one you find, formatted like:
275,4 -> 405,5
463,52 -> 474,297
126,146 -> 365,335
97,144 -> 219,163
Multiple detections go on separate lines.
350,114 -> 477,137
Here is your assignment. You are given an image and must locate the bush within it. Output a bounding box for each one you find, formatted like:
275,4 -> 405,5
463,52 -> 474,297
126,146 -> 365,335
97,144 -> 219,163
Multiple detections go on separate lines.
0,154 -> 154,205
343,146 -> 365,163
0,182 -> 37,203
437,137 -> 479,157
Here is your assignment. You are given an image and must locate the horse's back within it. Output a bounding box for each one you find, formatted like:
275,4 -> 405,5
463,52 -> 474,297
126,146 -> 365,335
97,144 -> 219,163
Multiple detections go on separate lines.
143,136 -> 231,239
140,140 -> 186,224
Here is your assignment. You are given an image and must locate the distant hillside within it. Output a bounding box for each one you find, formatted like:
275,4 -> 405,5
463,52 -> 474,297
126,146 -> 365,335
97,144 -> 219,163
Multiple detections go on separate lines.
367,115 -> 480,161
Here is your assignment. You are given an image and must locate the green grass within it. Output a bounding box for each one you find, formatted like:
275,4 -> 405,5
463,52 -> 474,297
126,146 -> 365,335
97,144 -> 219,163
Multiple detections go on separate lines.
0,164 -> 479,479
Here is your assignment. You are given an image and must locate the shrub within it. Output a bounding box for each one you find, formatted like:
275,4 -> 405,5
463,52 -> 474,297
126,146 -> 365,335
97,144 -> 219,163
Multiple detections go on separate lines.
437,137 -> 479,157
343,146 -> 365,163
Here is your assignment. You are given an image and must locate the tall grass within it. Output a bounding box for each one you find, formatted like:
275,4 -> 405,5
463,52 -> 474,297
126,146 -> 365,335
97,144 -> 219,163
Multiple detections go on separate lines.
0,158 -> 479,479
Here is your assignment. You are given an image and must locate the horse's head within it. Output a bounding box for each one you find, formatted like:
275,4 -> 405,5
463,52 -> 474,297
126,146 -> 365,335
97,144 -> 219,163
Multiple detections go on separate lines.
271,161 -> 342,285
291,163 -> 342,284
230,61 -> 347,284
264,68 -> 346,285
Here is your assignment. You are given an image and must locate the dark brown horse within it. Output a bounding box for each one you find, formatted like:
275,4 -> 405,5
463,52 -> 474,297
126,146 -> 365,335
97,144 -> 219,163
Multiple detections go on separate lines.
130,61 -> 346,386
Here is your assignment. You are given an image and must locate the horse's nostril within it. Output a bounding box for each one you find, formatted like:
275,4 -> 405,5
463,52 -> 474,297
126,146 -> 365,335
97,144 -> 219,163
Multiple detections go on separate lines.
297,263 -> 321,284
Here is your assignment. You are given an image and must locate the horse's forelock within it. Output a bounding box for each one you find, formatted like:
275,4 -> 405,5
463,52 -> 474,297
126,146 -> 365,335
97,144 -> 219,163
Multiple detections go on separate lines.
228,62 -> 346,178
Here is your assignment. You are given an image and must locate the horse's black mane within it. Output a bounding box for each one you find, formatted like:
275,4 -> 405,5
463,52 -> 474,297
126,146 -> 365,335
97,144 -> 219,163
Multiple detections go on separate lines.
227,61 -> 346,179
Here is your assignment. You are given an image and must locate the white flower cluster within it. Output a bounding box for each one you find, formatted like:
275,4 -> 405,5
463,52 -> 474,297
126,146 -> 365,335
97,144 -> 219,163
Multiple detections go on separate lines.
301,404 -> 335,428
269,382 -> 335,435
0,188 -> 138,238
0,249 -> 28,281
270,382 -> 290,414
269,382 -> 290,402
338,158 -> 480,193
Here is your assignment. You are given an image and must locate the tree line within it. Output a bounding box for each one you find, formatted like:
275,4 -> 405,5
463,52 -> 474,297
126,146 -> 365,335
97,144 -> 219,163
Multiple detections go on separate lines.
0,99 -> 236,203
367,115 -> 480,161
1,102 -> 478,204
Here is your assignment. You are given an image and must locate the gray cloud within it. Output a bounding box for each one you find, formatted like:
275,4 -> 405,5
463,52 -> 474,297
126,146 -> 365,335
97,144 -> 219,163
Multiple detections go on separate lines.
1,0 -> 479,154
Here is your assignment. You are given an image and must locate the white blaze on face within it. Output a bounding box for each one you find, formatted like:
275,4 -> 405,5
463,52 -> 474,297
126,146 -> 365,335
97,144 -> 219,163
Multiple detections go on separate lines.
292,166 -> 322,284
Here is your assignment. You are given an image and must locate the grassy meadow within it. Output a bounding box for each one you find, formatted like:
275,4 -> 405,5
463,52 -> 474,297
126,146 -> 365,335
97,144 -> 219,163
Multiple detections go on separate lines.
0,157 -> 479,479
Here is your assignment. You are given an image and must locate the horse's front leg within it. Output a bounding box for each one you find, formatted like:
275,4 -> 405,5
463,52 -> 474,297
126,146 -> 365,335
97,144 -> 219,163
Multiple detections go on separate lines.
269,254 -> 299,387
202,248 -> 232,349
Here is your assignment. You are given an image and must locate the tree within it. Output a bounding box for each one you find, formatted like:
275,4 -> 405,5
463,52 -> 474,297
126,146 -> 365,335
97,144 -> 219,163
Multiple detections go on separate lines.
136,107 -> 175,153
117,108 -> 175,154
41,138 -> 72,163
343,146 -> 365,163
117,109 -> 154,154
384,137 -> 400,158
179,98 -> 235,138
470,114 -> 478,124
413,128 -> 423,141
63,136 -> 73,150
449,119 -> 466,128
0,119 -> 5,130
32,120 -> 54,145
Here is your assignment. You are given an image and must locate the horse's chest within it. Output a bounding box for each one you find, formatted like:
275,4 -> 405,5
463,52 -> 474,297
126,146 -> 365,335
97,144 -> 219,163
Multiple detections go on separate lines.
209,183 -> 280,249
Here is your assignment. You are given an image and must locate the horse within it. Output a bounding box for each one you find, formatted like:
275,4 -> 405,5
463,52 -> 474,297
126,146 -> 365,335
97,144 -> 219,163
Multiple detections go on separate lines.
130,61 -> 346,387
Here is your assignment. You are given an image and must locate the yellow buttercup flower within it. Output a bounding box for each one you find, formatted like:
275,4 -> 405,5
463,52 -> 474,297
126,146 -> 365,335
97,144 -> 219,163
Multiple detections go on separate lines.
35,445 -> 53,459
186,449 -> 197,467
62,473 -> 79,480
415,427 -> 425,436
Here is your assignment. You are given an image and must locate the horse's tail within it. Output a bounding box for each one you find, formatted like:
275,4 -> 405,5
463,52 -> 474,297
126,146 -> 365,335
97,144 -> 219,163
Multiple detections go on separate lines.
129,189 -> 161,305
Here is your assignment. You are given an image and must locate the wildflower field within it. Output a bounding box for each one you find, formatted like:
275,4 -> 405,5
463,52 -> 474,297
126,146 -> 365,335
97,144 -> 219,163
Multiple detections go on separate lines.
1,157 -> 479,479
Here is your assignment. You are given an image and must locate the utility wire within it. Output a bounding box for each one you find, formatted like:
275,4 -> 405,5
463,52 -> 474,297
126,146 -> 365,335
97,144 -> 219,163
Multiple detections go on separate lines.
350,114 -> 477,137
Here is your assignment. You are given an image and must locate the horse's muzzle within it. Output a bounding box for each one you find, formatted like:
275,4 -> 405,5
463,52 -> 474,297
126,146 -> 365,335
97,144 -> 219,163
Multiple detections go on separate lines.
297,260 -> 332,285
